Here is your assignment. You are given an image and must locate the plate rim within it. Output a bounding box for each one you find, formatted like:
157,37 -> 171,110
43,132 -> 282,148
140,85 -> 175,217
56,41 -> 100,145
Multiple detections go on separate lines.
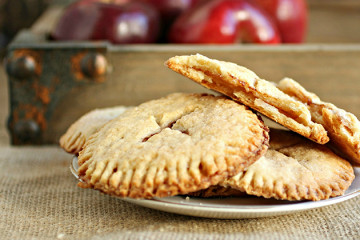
70,156 -> 360,217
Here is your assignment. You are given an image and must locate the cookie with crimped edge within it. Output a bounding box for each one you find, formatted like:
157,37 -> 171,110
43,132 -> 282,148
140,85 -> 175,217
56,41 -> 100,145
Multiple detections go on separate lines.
60,106 -> 131,154
220,129 -> 355,201
278,77 -> 360,164
77,93 -> 269,199
166,54 -> 329,144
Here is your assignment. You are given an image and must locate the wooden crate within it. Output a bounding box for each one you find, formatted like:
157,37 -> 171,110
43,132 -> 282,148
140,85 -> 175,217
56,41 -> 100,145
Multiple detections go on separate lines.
6,0 -> 360,144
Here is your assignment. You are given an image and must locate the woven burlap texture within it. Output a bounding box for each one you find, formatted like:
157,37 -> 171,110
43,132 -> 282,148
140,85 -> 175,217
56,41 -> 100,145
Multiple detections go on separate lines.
0,146 -> 360,240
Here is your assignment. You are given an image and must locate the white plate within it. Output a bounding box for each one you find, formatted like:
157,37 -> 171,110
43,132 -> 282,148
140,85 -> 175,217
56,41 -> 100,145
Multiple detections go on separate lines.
70,156 -> 360,219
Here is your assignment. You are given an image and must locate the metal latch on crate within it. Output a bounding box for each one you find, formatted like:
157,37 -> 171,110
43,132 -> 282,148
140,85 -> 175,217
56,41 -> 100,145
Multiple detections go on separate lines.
5,34 -> 109,145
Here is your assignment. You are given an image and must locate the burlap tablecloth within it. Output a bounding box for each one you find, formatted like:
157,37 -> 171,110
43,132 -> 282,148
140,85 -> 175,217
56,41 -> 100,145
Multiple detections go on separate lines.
1,67 -> 359,240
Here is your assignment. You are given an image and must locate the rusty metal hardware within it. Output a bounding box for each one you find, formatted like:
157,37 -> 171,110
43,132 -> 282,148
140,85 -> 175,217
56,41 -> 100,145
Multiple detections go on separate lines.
12,120 -> 41,143
80,52 -> 108,80
6,54 -> 37,79
6,31 -> 109,145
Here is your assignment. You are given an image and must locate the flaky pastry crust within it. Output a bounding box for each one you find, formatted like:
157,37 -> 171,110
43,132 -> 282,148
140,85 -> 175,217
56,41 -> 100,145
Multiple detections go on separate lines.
278,77 -> 360,164
77,93 -> 269,199
60,106 -> 130,154
166,54 -> 329,144
221,129 -> 355,201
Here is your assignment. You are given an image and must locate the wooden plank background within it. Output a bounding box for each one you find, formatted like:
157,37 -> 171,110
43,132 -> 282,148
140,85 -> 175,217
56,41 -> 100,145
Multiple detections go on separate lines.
47,45 -> 360,143
12,0 -> 360,143
307,0 -> 360,43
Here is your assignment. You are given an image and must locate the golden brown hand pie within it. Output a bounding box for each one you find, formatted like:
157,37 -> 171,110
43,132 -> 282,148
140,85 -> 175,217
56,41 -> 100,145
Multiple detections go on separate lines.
60,106 -> 130,154
77,93 -> 269,199
166,54 -> 329,144
278,77 -> 360,164
221,129 -> 355,201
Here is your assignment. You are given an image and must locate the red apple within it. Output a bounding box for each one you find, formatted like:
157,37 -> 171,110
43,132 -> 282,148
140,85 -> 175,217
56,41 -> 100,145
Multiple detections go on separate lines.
140,0 -> 203,42
97,2 -> 160,44
250,0 -> 307,43
52,0 -> 160,44
141,0 -> 202,22
168,0 -> 281,44
52,0 -> 103,41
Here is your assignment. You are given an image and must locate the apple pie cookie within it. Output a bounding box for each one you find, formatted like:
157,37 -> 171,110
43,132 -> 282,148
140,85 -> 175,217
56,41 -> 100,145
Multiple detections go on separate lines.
278,77 -> 360,164
77,93 -> 269,199
166,54 -> 329,144
60,106 -> 130,154
221,129 -> 355,201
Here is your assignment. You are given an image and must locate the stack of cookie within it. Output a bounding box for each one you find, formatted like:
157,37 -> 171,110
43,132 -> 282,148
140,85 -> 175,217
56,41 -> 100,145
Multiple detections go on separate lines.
60,54 -> 358,201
